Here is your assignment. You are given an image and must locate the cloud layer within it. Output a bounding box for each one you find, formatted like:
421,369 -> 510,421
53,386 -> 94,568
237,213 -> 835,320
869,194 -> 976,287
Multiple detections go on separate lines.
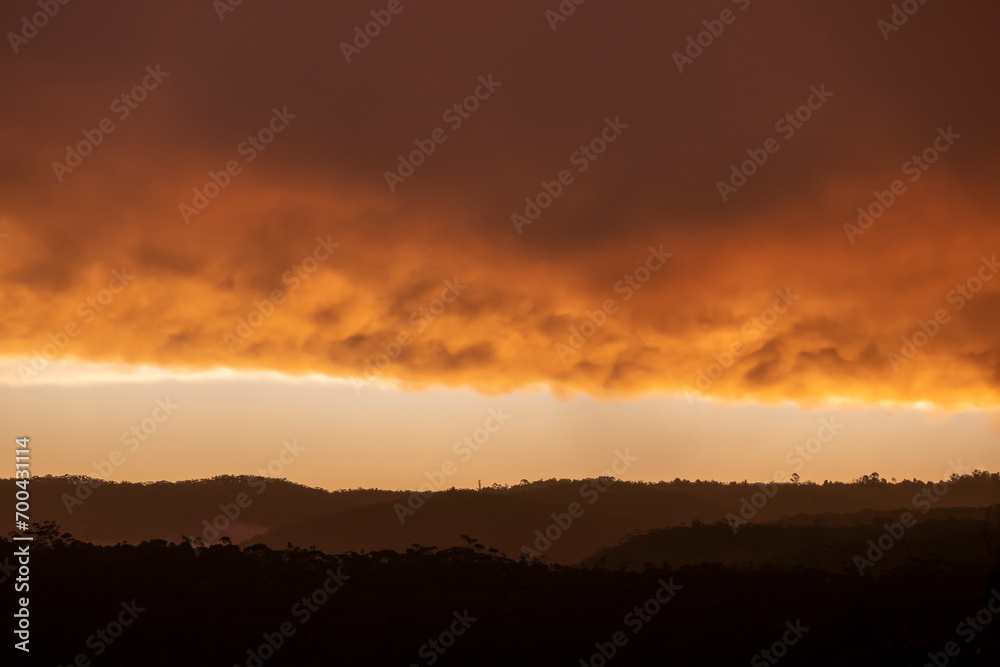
2,0 -> 1000,405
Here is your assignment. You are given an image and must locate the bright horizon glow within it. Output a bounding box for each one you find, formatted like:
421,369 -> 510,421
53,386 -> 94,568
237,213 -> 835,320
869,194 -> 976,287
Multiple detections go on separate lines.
0,357 -> 984,414
3,359 -> 997,491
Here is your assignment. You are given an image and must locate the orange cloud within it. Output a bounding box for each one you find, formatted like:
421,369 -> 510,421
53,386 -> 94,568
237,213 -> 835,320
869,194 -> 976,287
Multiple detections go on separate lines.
2,0 -> 999,406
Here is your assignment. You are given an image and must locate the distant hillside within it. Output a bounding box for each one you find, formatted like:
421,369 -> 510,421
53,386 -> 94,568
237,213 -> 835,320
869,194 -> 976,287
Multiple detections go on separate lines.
582,508 -> 997,572
250,482 -> 722,564
15,471 -> 1000,565
23,475 -> 399,546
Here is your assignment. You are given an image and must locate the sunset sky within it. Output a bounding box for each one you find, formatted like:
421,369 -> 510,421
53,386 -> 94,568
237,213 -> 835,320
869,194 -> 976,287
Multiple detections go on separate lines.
3,0 -> 999,488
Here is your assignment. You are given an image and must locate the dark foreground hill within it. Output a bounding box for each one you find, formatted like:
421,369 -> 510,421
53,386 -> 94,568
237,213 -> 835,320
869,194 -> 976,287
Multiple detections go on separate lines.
584,508 -> 997,572
17,471 -> 1000,565
7,526 -> 1000,666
